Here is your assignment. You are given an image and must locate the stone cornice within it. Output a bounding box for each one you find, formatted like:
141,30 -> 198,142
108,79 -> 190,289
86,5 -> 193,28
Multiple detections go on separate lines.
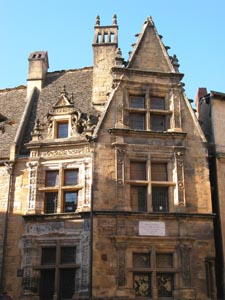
25,139 -> 90,150
108,127 -> 187,140
23,211 -> 90,222
111,66 -> 184,81
93,210 -> 215,220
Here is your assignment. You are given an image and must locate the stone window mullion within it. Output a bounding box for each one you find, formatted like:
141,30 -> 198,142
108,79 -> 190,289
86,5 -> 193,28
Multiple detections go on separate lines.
174,151 -> 185,207
151,247 -> 158,299
146,93 -> 150,130
57,168 -> 64,213
147,157 -> 151,212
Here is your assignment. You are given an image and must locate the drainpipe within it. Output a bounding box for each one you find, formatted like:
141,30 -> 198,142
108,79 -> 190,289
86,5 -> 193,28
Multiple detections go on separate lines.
0,160 -> 13,292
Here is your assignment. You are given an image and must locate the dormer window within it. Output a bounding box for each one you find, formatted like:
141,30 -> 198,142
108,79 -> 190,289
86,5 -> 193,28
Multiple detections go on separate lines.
56,120 -> 69,138
38,86 -> 97,141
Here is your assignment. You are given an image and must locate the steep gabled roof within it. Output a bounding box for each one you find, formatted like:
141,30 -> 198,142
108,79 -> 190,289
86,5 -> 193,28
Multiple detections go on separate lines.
127,16 -> 176,73
20,67 -> 96,154
0,86 -> 27,160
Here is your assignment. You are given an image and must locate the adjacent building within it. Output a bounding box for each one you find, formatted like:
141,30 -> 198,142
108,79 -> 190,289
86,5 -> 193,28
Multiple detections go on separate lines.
196,89 -> 225,299
0,15 -> 217,300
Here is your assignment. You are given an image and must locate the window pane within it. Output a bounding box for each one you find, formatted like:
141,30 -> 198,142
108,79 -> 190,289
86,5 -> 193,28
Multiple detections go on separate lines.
45,192 -> 58,214
152,187 -> 168,212
41,247 -> 56,265
130,96 -> 145,108
40,269 -> 55,300
157,273 -> 174,297
151,115 -> 165,131
130,113 -> 145,130
46,171 -> 59,187
64,169 -> 79,186
130,161 -> 146,180
134,273 -> 151,297
156,254 -> 173,268
151,163 -> 167,181
60,269 -> 75,299
150,97 -> 165,110
133,253 -> 150,268
61,247 -> 76,264
57,122 -> 68,138
131,186 -> 147,212
64,191 -> 78,212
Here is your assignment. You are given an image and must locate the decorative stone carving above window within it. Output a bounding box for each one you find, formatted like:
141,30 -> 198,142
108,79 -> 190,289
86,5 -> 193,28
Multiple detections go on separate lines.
31,86 -> 98,142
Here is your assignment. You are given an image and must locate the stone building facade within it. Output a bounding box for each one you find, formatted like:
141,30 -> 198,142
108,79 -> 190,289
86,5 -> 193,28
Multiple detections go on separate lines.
196,89 -> 225,299
0,15 -> 217,300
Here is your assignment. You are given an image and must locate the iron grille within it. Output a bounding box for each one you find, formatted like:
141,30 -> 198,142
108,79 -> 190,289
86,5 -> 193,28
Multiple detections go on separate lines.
130,96 -> 145,108
156,254 -> 173,268
61,247 -> 76,264
41,247 -> 56,265
130,161 -> 146,180
60,269 -> 76,299
130,113 -> 145,130
152,187 -> 168,212
151,115 -> 166,131
131,186 -> 147,212
64,169 -> 79,186
133,253 -> 150,268
45,192 -> 58,214
150,97 -> 165,110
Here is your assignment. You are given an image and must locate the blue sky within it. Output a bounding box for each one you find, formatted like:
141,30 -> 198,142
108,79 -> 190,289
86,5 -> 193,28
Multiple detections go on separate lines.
1,0 -> 225,101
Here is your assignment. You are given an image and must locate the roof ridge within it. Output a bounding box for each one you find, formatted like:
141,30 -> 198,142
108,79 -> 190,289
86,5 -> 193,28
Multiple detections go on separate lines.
0,85 -> 26,93
48,66 -> 93,76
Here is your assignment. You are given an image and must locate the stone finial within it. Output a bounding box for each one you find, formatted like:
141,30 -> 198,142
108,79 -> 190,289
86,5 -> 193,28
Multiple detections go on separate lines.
70,92 -> 74,104
31,119 -> 42,141
171,54 -> 180,72
115,48 -> 124,67
112,14 -> 117,25
61,85 -> 68,97
147,16 -> 154,26
96,15 -> 100,26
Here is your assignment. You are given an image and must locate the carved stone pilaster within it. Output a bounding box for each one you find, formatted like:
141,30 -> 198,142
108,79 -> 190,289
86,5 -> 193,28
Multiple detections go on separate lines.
179,242 -> 192,287
115,243 -> 127,287
27,162 -> 39,213
115,146 -> 126,208
175,150 -> 185,206
171,89 -> 182,131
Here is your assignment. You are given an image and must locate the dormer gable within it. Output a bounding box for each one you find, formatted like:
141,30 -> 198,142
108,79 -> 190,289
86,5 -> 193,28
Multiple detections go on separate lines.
127,17 -> 177,73
53,85 -> 74,109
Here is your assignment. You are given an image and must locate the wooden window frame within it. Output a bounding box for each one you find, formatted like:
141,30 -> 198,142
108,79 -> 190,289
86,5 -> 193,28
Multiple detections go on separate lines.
40,168 -> 81,214
35,245 -> 80,300
127,160 -> 175,212
56,120 -> 69,139
131,250 -> 176,299
127,94 -> 171,131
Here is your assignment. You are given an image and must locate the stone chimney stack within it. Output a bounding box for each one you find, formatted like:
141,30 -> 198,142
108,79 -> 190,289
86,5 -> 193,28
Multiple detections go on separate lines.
27,51 -> 49,96
92,15 -> 119,107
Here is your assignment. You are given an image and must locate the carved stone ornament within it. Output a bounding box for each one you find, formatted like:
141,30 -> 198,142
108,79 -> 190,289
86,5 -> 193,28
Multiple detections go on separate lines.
31,85 -> 98,141
0,113 -> 14,134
